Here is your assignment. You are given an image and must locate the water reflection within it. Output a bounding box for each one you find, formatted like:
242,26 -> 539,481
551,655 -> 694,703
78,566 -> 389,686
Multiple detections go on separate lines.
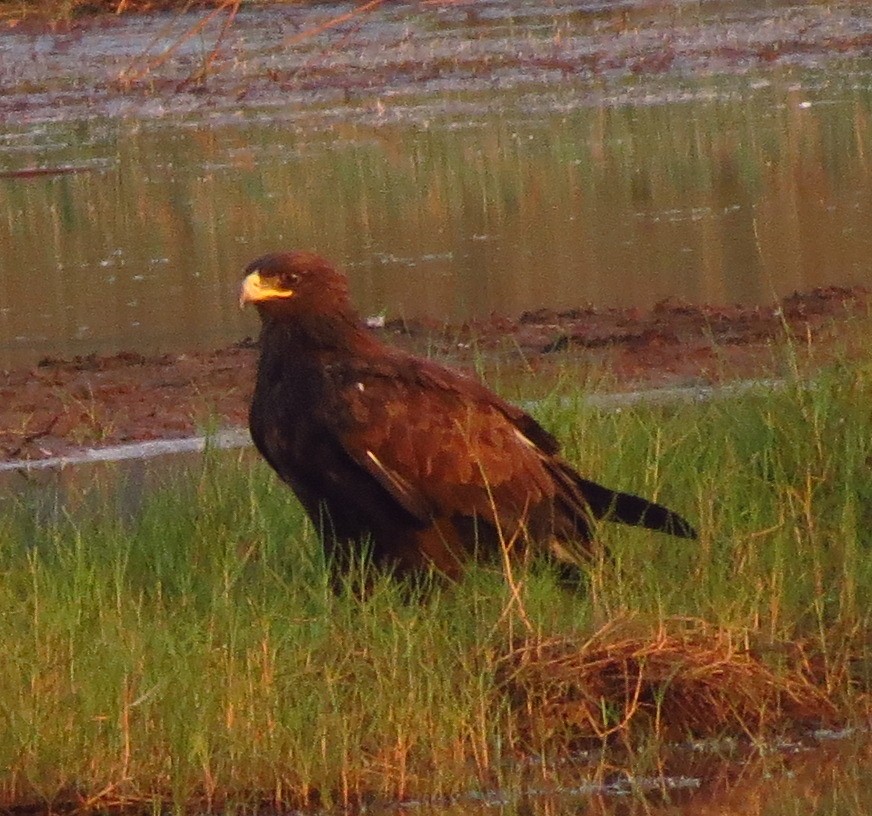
1,24 -> 871,368
399,733 -> 872,816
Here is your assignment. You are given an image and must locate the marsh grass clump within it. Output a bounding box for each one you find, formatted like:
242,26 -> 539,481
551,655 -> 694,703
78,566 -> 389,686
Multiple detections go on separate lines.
1,358 -> 872,813
498,618 -> 840,751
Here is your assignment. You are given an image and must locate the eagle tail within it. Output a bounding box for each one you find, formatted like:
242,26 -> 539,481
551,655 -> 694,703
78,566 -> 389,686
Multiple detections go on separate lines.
573,474 -> 697,539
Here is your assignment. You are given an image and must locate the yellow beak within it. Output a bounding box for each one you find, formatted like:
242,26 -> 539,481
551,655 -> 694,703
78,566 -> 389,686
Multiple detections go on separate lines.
239,271 -> 295,308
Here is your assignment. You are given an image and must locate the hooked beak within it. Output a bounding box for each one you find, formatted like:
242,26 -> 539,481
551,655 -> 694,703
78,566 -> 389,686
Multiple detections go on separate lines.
239,271 -> 295,308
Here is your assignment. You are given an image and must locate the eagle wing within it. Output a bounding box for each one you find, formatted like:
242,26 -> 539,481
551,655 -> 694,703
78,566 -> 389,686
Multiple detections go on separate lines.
321,356 -> 560,533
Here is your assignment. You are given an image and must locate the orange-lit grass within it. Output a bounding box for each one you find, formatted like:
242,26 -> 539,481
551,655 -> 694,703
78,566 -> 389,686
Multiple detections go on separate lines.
1,357 -> 871,814
499,617 -> 842,752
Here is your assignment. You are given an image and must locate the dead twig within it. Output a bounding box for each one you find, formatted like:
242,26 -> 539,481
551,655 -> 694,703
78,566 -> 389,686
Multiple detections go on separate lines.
177,0 -> 241,90
115,0 -> 239,89
7,414 -> 60,459
282,0 -> 387,49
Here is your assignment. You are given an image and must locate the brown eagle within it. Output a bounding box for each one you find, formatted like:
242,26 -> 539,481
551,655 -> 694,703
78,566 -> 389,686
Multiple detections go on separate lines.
240,251 -> 696,581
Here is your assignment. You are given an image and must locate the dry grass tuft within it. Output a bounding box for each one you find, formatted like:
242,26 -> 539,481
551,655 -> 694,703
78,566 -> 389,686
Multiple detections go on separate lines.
497,617 -> 840,748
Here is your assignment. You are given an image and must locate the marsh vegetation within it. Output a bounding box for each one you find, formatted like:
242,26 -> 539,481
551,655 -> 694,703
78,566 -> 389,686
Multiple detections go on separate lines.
2,357 -> 871,813
2,2 -> 872,812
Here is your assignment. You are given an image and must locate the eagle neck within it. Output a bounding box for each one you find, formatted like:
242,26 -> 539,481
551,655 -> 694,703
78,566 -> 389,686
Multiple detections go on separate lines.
261,309 -> 379,359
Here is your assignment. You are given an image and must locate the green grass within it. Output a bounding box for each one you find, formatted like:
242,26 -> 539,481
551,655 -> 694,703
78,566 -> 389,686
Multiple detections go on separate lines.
1,361 -> 872,813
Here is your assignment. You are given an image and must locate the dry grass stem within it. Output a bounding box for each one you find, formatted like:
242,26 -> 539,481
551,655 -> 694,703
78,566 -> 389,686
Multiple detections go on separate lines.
498,617 -> 841,747
115,0 -> 240,89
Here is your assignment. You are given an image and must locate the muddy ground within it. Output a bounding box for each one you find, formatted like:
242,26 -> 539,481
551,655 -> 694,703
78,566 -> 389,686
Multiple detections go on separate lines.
2,285 -> 869,463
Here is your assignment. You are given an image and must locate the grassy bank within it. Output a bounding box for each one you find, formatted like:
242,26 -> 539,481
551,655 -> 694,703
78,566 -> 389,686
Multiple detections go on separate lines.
1,360 -> 871,813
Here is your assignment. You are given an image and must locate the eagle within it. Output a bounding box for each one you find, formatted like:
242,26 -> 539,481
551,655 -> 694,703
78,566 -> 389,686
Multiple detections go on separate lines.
240,251 -> 696,582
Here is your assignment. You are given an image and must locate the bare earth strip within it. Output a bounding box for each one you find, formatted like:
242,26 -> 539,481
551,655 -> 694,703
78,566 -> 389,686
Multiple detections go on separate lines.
1,285 -> 868,463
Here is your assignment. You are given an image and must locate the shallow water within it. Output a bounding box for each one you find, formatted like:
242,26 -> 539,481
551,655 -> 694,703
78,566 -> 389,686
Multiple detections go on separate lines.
402,733 -> 872,816
402,732 -> 872,816
0,1 -> 871,367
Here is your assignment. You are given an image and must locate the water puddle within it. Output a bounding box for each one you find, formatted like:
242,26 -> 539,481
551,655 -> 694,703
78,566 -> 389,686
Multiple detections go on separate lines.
0,1 -> 871,367
395,731 -> 872,815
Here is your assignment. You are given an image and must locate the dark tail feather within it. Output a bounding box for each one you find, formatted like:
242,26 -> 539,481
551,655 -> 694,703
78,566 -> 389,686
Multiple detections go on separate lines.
576,476 -> 697,539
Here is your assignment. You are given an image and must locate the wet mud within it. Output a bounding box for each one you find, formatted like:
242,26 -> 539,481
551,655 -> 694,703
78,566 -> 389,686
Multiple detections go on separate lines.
2,285 -> 868,463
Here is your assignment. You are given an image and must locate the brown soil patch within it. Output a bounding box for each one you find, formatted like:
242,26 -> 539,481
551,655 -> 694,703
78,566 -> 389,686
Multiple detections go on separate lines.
1,286 -> 869,463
